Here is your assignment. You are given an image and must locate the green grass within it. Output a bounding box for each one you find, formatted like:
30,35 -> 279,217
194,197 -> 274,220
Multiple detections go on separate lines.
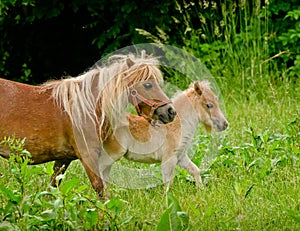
1,82 -> 299,230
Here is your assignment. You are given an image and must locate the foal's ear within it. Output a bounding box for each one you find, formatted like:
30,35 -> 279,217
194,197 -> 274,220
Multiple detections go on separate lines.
126,57 -> 135,68
194,81 -> 202,96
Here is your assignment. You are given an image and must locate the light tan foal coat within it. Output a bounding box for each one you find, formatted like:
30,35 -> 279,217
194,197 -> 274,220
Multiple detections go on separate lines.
100,80 -> 228,188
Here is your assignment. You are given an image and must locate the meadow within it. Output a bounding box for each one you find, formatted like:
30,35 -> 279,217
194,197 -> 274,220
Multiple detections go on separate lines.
0,77 -> 299,230
1,1 -> 300,230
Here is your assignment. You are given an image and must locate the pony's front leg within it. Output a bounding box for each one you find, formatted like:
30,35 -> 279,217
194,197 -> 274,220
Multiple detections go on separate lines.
177,155 -> 203,188
50,159 -> 72,187
161,155 -> 177,190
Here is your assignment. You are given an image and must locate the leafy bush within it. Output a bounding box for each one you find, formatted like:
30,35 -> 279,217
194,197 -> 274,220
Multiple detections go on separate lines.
137,0 -> 300,93
0,137 -> 130,230
267,0 -> 300,77
0,0 -> 175,83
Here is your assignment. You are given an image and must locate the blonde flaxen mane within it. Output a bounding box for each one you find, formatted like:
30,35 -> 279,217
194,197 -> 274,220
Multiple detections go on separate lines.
42,51 -> 163,139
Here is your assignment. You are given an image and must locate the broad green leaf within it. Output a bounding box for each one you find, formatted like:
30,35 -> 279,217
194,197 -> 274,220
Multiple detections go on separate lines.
0,185 -> 21,204
60,177 -> 80,195
85,208 -> 98,229
286,210 -> 300,223
157,194 -> 189,231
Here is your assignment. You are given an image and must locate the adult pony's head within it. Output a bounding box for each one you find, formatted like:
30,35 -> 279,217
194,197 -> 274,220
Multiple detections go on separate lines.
97,51 -> 176,128
186,80 -> 228,132
42,51 -> 176,140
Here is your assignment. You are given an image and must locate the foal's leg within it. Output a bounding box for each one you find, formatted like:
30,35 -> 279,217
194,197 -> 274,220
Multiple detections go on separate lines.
161,155 -> 178,190
100,137 -> 127,188
50,159 -> 72,187
98,151 -> 121,186
177,155 -> 203,187
100,164 -> 113,186
98,150 -> 126,200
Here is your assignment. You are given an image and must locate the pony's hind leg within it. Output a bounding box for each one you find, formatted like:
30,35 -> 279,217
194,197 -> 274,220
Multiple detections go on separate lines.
50,159 -> 72,187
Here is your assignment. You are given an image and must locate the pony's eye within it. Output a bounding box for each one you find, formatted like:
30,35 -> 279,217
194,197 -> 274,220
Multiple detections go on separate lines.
143,83 -> 153,90
206,103 -> 213,109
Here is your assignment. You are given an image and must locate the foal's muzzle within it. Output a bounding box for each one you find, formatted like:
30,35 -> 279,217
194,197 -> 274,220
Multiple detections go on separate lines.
214,119 -> 229,132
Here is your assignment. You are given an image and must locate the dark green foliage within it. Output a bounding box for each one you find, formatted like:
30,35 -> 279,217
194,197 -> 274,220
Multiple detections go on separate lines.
0,0 -> 299,85
138,0 -> 300,91
0,0 -> 174,83
266,0 -> 300,78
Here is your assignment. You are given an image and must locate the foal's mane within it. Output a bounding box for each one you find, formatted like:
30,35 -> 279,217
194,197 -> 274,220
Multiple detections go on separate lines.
172,80 -> 211,101
42,52 -> 163,139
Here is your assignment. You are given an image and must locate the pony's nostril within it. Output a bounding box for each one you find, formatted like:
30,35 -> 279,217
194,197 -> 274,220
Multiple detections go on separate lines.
224,121 -> 228,129
167,107 -> 176,121
159,114 -> 168,124
168,107 -> 176,116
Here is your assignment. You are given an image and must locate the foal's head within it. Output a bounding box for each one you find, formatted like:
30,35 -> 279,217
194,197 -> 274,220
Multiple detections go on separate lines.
189,80 -> 228,132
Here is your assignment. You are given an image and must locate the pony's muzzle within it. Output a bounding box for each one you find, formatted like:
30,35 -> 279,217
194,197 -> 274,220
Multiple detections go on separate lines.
156,104 -> 176,124
215,119 -> 228,131
222,120 -> 229,130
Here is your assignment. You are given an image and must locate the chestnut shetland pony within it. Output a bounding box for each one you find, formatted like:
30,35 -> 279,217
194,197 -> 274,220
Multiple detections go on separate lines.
0,53 -> 176,198
99,80 -> 228,188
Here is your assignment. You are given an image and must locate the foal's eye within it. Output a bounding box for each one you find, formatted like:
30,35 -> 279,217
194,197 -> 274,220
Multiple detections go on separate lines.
143,83 -> 153,89
206,103 -> 213,109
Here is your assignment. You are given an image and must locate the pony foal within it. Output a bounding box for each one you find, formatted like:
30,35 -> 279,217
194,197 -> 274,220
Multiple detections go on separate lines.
100,80 -> 228,188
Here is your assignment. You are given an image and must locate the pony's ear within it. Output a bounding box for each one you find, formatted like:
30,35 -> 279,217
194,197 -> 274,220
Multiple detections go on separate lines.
194,81 -> 202,96
126,57 -> 135,68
